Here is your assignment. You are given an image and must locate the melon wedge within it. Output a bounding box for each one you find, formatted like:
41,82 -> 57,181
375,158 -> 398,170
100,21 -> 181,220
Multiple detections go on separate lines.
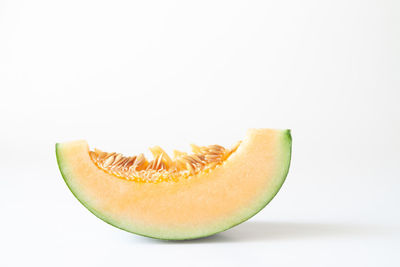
56,128 -> 292,240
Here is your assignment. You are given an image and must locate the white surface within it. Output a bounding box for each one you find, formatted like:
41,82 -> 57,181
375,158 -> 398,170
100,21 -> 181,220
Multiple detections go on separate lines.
1,0 -> 399,266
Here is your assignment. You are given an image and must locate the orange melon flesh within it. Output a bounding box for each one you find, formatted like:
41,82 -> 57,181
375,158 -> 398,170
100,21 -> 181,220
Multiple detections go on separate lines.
56,129 -> 292,240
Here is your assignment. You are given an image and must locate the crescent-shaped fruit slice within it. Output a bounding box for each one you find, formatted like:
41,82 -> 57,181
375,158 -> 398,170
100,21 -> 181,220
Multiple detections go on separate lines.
56,128 -> 292,240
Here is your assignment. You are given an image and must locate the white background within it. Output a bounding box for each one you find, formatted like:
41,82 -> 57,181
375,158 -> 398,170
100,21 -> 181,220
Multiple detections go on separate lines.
1,0 -> 399,266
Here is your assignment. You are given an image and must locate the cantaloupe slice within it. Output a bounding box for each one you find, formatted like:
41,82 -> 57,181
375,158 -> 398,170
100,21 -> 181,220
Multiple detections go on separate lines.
56,128 -> 292,240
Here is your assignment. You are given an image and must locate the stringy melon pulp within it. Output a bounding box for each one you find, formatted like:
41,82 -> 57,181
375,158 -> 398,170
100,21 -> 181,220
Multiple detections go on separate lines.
89,141 -> 241,183
56,129 -> 292,240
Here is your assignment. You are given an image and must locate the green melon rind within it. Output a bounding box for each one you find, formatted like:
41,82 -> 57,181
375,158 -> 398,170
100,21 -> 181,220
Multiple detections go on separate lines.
56,144 -> 146,238
56,130 -> 292,241
213,129 -> 292,239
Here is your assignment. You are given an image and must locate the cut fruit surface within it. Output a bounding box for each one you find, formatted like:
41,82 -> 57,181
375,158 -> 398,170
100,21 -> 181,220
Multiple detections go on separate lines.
56,128 -> 292,240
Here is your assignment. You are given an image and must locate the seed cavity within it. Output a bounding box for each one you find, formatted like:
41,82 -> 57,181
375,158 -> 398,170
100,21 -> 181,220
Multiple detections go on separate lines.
89,141 -> 241,183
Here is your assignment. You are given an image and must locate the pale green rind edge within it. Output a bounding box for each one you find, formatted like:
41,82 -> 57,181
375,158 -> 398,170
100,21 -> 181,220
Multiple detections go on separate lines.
217,129 -> 292,238
56,144 -> 148,238
56,130 -> 292,241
